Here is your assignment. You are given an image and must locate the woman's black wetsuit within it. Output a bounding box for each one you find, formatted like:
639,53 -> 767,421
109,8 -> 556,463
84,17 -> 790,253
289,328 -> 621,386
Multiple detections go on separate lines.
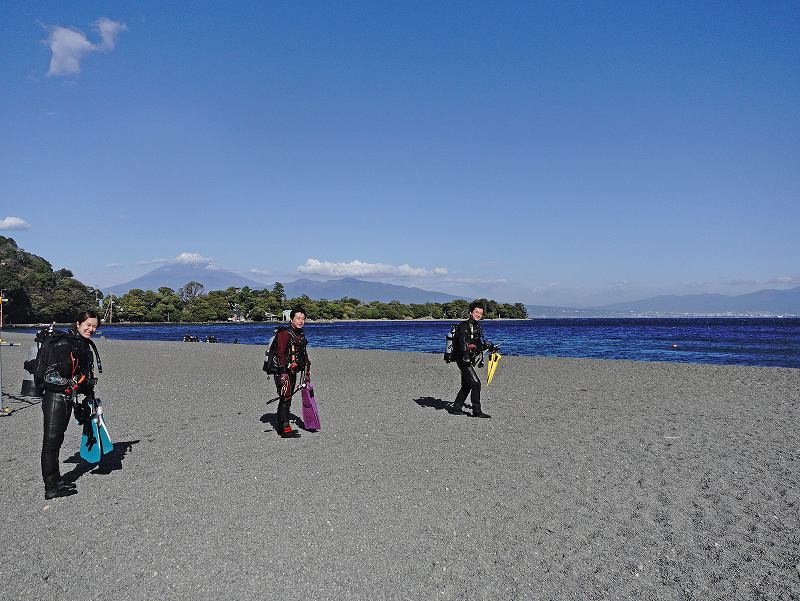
41,332 -> 96,494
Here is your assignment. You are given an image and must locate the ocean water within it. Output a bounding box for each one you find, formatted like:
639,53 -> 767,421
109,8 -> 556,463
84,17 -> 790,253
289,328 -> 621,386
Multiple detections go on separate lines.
20,318 -> 798,369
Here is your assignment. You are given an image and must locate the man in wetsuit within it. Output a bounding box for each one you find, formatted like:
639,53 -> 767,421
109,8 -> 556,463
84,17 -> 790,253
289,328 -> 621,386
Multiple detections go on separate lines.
449,301 -> 496,418
273,306 -> 310,438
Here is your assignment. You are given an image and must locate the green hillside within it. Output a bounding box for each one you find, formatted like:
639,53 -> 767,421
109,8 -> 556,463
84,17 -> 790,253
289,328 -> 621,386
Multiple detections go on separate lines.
0,236 -> 99,324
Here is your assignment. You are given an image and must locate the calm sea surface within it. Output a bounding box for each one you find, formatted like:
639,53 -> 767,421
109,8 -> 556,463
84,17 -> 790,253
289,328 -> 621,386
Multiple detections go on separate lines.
17,318 -> 799,369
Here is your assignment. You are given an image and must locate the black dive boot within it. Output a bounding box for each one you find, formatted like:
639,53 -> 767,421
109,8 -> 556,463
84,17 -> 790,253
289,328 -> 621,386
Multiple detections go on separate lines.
277,398 -> 300,437
278,423 -> 301,438
472,402 -> 491,418
45,482 -> 77,499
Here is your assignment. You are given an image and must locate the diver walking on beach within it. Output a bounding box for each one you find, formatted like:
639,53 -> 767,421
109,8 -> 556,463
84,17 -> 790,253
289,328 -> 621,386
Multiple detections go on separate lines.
271,306 -> 310,438
38,310 -> 102,499
449,301 -> 496,418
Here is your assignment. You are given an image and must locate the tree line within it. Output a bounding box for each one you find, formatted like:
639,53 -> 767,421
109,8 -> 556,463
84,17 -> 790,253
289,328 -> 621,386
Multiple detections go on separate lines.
109,282 -> 528,322
0,236 -> 527,324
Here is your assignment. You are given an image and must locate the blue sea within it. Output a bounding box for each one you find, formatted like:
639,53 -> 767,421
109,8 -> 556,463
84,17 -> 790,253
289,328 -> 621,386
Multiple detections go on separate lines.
20,318 -> 799,369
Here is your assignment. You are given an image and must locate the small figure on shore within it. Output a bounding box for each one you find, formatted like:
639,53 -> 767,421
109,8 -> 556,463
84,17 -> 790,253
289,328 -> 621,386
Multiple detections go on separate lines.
272,306 -> 311,438
39,310 -> 102,499
449,301 -> 497,418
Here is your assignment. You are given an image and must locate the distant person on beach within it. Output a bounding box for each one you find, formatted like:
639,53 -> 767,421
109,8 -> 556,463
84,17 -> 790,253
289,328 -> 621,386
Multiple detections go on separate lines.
449,301 -> 496,418
272,306 -> 311,438
39,310 -> 101,499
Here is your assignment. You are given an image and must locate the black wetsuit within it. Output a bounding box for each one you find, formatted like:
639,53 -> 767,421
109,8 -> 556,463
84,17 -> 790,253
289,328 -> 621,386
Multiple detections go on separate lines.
452,318 -> 492,416
41,332 -> 96,491
272,327 -> 310,429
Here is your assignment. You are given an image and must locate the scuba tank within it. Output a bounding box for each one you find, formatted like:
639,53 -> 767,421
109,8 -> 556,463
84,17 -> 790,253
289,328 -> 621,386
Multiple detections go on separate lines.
21,342 -> 42,397
443,324 -> 457,363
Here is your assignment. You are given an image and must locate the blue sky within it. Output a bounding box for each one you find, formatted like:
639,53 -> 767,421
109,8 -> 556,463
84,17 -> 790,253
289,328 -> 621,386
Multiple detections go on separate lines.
2,1 -> 798,307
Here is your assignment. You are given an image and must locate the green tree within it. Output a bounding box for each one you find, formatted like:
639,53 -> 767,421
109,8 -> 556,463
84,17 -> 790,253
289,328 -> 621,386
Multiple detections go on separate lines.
118,289 -> 149,322
182,296 -> 215,321
178,281 -> 204,302
384,301 -> 409,320
206,291 -> 233,320
47,276 -> 97,322
353,304 -> 381,319
273,282 -> 286,306
442,300 -> 469,319
236,286 -> 257,319
409,303 -> 434,319
157,287 -> 182,321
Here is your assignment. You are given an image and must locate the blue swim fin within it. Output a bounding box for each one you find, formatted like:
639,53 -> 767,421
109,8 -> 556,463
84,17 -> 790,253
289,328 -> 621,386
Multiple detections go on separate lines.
97,415 -> 113,455
80,419 -> 102,463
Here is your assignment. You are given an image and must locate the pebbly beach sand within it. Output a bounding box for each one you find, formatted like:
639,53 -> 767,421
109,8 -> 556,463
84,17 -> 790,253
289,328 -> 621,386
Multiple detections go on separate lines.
0,332 -> 798,600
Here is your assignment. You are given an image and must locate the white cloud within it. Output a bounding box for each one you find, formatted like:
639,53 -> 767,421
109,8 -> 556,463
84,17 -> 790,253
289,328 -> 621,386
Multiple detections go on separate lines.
531,282 -> 562,294
250,268 -> 272,276
94,17 -> 126,51
105,263 -> 124,269
443,276 -> 508,285
0,216 -> 31,230
45,18 -> 126,76
297,258 -> 448,279
721,278 -> 760,287
766,276 -> 800,286
597,280 -> 633,294
139,252 -> 213,266
46,27 -> 94,76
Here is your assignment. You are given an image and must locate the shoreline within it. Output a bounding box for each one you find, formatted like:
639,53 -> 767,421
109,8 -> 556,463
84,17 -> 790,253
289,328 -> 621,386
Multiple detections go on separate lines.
6,315 -> 799,331
5,317 -> 532,329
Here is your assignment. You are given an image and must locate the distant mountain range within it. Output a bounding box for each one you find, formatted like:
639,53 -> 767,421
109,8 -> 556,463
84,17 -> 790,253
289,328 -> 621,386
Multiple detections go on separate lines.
594,286 -> 800,316
527,286 -> 800,317
283,277 -> 462,303
104,263 -> 265,295
104,264 -> 800,315
104,265 -> 463,304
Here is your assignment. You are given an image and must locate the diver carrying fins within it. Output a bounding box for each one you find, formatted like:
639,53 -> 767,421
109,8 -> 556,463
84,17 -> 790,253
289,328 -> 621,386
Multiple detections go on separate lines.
264,306 -> 312,438
447,301 -> 499,418
38,310 -> 106,499
486,349 -> 501,385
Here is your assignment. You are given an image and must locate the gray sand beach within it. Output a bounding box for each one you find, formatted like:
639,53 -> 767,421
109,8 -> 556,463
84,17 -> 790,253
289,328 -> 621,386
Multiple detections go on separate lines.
0,332 -> 798,600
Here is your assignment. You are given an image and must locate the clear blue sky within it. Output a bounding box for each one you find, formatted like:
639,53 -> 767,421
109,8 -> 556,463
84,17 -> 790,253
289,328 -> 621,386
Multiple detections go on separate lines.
2,1 -> 798,307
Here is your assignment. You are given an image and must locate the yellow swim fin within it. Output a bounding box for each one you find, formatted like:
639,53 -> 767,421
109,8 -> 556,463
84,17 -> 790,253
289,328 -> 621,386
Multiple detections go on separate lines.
486,351 -> 501,385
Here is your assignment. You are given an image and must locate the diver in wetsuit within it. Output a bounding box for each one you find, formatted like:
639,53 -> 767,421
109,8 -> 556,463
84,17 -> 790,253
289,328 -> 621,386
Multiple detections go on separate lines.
449,301 -> 496,418
40,310 -> 101,499
273,306 -> 310,438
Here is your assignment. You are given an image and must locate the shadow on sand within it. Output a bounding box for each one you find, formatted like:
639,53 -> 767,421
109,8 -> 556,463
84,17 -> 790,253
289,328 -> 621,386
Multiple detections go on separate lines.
414,397 -> 473,414
0,393 -> 42,416
260,411 -> 311,434
62,439 -> 141,482
413,396 -> 452,411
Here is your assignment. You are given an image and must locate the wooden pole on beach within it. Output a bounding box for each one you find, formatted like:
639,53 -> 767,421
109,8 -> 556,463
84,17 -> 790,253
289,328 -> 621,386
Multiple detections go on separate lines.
0,289 -> 6,410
